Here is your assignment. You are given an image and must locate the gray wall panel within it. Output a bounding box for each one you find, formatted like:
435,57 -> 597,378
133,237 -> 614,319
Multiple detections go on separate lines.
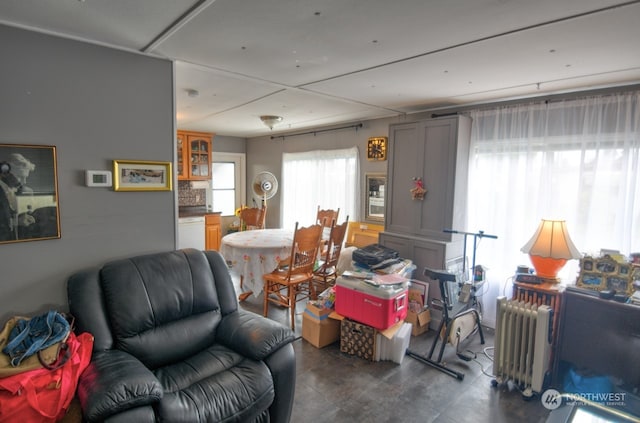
0,25 -> 175,321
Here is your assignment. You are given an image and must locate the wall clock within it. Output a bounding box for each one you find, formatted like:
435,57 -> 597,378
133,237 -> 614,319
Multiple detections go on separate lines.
367,137 -> 387,161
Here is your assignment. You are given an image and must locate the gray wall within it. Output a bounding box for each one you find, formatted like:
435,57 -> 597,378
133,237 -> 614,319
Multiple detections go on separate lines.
214,135 -> 246,154
0,25 -> 175,321
246,115 -> 429,228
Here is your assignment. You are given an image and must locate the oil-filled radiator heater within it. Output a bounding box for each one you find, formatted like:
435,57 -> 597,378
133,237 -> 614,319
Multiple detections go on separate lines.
492,296 -> 553,398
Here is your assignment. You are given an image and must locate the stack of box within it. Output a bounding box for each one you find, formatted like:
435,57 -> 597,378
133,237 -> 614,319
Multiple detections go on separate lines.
334,275 -> 412,362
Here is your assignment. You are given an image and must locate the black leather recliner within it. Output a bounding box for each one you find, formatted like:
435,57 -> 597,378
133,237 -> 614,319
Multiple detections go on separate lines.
67,249 -> 296,422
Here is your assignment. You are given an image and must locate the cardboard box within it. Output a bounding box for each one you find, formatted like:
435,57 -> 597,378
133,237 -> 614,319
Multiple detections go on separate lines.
304,302 -> 332,320
301,304 -> 340,348
405,308 -> 431,336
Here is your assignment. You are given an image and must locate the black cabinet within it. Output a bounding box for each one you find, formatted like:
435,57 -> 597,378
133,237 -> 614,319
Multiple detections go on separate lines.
553,287 -> 640,390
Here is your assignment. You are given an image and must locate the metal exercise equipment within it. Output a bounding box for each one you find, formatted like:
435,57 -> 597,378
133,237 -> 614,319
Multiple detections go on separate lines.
406,229 -> 497,380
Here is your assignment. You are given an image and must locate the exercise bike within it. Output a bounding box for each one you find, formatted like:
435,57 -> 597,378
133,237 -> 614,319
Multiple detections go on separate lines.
405,229 -> 497,380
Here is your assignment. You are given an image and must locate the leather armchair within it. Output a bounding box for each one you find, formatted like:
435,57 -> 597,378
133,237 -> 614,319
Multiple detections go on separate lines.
67,249 -> 296,422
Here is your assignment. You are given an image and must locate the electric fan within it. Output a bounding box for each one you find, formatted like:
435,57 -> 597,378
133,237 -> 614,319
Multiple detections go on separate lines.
252,171 -> 279,205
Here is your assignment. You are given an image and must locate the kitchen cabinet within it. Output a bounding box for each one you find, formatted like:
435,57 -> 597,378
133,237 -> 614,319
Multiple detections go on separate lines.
385,116 -> 470,242
177,130 -> 213,180
205,213 -> 221,251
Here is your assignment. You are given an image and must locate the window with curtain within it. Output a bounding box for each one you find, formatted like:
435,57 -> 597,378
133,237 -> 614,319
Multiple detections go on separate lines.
466,91 -> 640,326
281,147 -> 359,229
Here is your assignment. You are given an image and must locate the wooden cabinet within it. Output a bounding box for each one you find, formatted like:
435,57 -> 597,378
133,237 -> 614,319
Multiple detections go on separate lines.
380,115 -> 470,328
205,213 -> 221,251
177,130 -> 213,180
345,222 -> 384,248
385,116 -> 470,242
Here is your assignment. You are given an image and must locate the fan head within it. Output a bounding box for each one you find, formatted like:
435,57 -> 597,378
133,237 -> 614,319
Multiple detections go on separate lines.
252,171 -> 279,200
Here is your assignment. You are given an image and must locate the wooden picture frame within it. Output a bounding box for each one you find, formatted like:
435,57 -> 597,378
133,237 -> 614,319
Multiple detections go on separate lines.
365,173 -> 385,222
606,276 -> 630,294
113,160 -> 173,192
577,272 -> 606,291
0,143 -> 61,244
580,257 -> 594,272
577,255 -> 636,294
595,256 -> 617,273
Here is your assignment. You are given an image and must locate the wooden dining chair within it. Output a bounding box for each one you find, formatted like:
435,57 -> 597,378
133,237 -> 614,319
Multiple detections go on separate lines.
239,205 -> 267,231
312,216 -> 349,296
263,222 -> 323,330
316,206 -> 339,230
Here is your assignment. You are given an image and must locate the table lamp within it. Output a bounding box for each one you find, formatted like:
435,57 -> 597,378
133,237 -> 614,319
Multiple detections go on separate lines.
521,219 -> 581,282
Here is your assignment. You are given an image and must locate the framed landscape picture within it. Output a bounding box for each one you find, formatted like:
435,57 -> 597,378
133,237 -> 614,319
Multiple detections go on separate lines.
113,160 -> 173,192
0,143 -> 61,244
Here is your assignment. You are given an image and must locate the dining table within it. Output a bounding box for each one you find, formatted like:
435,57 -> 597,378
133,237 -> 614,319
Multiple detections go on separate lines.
220,228 -> 294,299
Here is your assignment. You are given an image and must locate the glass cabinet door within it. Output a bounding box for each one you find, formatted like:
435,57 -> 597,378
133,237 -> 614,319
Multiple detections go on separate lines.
188,136 -> 210,179
177,131 -> 212,180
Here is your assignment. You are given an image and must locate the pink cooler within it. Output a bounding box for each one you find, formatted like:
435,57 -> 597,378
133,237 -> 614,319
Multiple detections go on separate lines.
335,276 -> 408,330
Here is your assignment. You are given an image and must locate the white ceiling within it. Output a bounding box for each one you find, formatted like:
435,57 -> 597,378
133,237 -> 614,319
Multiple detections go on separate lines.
1,0 -> 639,138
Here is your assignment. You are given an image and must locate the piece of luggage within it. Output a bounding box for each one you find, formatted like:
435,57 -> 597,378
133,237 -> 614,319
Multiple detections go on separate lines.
352,244 -> 399,268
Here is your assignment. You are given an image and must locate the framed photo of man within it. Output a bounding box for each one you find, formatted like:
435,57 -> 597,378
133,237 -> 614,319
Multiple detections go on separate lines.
0,144 -> 60,244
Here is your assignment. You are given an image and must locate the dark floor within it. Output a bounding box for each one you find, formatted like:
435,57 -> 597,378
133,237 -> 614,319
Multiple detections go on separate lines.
237,286 -> 552,423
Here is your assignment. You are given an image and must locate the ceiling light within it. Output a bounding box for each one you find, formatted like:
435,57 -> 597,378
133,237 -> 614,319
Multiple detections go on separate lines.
260,115 -> 283,130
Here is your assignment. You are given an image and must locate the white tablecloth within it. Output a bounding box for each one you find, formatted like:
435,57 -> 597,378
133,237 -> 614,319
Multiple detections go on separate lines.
220,228 -> 293,297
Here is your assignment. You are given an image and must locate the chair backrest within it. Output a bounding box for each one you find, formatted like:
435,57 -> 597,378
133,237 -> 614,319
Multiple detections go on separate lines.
239,205 -> 267,231
316,206 -> 339,228
322,217 -> 349,268
285,222 -> 323,276
68,250 -> 237,368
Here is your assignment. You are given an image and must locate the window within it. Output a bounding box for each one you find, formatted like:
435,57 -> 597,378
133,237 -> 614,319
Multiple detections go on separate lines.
211,153 -> 245,216
281,147 -> 359,229
466,91 -> 640,326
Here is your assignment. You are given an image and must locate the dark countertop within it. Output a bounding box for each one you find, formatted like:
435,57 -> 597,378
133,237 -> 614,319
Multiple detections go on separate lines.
178,206 -> 221,218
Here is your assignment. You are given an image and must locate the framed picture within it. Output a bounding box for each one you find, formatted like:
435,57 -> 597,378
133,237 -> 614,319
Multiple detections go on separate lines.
595,256 -> 617,273
113,160 -> 173,192
580,257 -> 594,272
618,264 -> 631,276
365,173 -> 385,222
606,276 -> 630,294
0,143 -> 61,244
577,272 -> 606,291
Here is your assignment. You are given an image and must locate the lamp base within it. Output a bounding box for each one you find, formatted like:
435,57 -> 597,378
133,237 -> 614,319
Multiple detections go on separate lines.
529,255 -> 568,282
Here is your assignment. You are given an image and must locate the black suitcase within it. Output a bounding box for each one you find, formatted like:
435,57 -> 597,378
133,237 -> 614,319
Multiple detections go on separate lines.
352,244 -> 399,267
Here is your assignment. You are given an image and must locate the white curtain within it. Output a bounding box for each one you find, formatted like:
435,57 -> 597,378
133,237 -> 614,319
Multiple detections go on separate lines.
281,147 -> 359,230
467,91 -> 640,326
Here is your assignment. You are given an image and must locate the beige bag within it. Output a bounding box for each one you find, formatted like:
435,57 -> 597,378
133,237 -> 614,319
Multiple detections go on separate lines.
0,316 -> 69,378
